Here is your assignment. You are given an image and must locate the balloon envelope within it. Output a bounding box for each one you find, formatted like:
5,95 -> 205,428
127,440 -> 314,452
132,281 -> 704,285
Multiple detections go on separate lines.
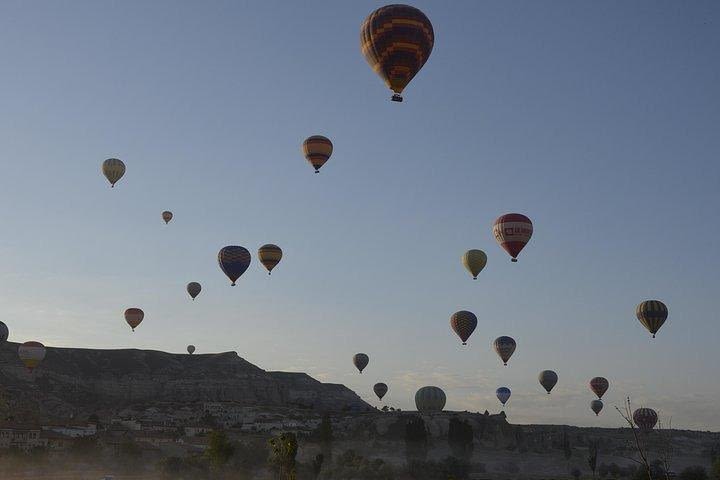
102,158 -> 125,187
496,387 -> 511,406
302,136 -> 333,173
493,336 -> 517,366
187,345 -> 196,355
353,353 -> 369,373
258,244 -> 283,274
493,213 -> 533,262
0,321 -> 8,344
18,341 -> 46,371
187,282 -> 202,300
633,408 -> 658,431
374,383 -> 388,400
636,300 -> 668,338
538,370 -> 558,394
589,377 -> 609,399
591,399 -> 604,416
462,249 -> 487,279
415,386 -> 446,414
218,246 -> 251,286
360,4 -> 434,102
162,211 -> 173,224
124,308 -> 144,331
450,311 -> 477,345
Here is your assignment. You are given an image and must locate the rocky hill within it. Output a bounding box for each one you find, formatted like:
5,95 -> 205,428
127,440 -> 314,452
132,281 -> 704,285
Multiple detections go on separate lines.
0,342 -> 369,421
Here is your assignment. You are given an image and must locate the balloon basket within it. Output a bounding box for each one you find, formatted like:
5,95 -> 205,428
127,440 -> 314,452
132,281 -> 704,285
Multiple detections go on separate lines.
391,94 -> 403,102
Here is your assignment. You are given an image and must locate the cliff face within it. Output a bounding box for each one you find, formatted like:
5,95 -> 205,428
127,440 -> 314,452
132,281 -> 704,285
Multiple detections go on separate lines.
0,343 -> 369,421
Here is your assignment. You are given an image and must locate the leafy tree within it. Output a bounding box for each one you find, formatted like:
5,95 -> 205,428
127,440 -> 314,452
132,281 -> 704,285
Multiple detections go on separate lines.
316,413 -> 333,462
588,439 -> 599,478
562,428 -> 573,461
599,463 -> 610,478
712,457 -> 720,480
312,453 -> 324,479
405,415 -> 428,462
679,466 -> 708,480
571,467 -> 582,480
206,430 -> 235,468
269,432 -> 298,480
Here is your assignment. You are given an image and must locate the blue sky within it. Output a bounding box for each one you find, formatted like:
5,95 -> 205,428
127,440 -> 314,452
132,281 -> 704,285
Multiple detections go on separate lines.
0,0 -> 718,429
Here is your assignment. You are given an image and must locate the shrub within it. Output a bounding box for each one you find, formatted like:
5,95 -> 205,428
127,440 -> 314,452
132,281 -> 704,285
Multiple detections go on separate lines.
679,466 -> 709,480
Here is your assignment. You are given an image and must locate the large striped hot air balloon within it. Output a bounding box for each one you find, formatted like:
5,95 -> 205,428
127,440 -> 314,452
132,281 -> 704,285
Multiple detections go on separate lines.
589,377 -> 609,400
187,282 -> 202,300
493,336 -> 517,366
591,399 -> 604,416
302,136 -> 333,173
415,386 -> 446,414
462,249 -> 487,280
450,311 -> 477,345
374,383 -> 388,400
538,370 -> 558,394
124,308 -> 144,332
633,408 -> 658,432
360,4 -> 434,102
218,246 -> 251,286
496,387 -> 511,406
493,214 -> 533,262
162,211 -> 173,224
0,321 -> 8,345
636,300 -> 668,338
18,341 -> 46,372
258,244 -> 283,275
102,158 -> 126,187
353,353 -> 369,373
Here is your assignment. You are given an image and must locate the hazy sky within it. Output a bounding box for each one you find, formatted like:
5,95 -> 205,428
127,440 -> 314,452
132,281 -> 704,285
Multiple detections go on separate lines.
1,0 -> 719,430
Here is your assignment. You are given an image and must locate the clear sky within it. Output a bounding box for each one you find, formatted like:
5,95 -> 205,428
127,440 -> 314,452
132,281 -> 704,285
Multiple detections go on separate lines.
0,0 -> 718,430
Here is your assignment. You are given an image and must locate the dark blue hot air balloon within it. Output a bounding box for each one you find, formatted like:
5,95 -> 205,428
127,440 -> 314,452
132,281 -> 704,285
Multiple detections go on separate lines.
496,387 -> 511,406
218,246 -> 251,286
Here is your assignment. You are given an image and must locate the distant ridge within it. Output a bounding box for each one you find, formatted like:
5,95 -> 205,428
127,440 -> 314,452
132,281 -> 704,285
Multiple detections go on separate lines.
0,342 -> 369,422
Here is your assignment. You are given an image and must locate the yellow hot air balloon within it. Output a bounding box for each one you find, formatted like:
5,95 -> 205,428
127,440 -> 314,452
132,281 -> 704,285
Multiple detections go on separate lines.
18,341 -> 46,372
302,136 -> 333,173
102,158 -> 126,187
462,249 -> 487,280
258,244 -> 283,275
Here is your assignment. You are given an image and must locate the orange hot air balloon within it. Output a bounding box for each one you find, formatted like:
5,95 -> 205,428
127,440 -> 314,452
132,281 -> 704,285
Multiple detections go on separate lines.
302,136 -> 333,173
124,308 -> 144,332
450,311 -> 477,345
360,4 -> 434,102
18,341 -> 46,372
258,244 -> 283,275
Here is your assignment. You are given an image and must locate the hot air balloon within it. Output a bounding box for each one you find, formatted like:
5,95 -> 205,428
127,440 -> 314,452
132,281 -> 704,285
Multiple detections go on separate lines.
589,377 -> 609,400
162,211 -> 173,224
187,345 -> 196,355
633,408 -> 658,432
496,387 -> 511,406
636,300 -> 668,338
102,158 -> 125,187
591,399 -> 604,416
124,308 -> 144,332
302,136 -> 333,173
450,311 -> 477,345
353,353 -> 369,373
538,370 -> 558,394
462,249 -> 487,280
218,246 -> 251,286
0,321 -> 8,345
187,282 -> 202,300
18,341 -> 46,372
415,386 -> 446,414
258,244 -> 283,275
374,383 -> 388,400
360,4 -> 434,102
493,214 -> 533,262
493,336 -> 517,366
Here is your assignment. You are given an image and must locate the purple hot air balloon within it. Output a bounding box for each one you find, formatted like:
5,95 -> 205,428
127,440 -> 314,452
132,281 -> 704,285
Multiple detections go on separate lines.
218,246 -> 251,286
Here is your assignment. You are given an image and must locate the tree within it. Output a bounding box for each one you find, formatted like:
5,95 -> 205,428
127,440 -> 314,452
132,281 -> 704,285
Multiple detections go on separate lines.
571,467 -> 582,480
712,457 -> 720,480
562,428 -> 573,461
206,430 -> 235,468
269,432 -> 298,480
311,453 -> 324,479
317,413 -> 333,462
588,439 -> 599,478
405,415 -> 428,462
679,466 -> 708,480
448,417 -> 474,460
